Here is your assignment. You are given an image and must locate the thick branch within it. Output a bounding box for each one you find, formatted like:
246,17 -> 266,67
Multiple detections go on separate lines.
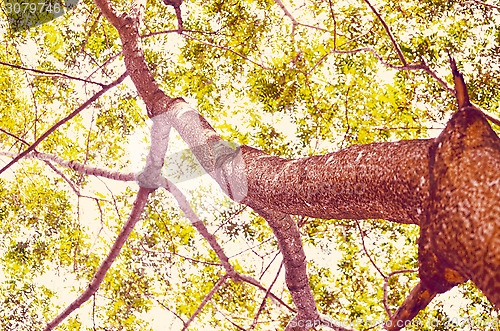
248,205 -> 320,331
240,138 -> 431,225
94,0 -> 175,117
384,281 -> 436,331
0,150 -> 135,181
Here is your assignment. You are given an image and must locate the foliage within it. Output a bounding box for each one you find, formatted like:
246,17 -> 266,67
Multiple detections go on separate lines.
0,0 -> 499,330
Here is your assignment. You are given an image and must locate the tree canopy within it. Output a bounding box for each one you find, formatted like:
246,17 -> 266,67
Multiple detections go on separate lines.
0,0 -> 499,330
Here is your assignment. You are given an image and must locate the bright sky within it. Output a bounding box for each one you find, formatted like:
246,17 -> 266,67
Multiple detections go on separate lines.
1,0 -> 499,329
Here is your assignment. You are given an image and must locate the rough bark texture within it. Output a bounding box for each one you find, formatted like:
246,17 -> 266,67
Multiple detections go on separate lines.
420,105 -> 500,306
91,0 -> 500,328
384,281 -> 436,331
239,140 -> 431,225
418,59 -> 500,308
248,204 -> 320,331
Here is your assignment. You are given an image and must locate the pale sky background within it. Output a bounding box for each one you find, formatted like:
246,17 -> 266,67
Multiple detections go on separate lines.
1,0 -> 498,330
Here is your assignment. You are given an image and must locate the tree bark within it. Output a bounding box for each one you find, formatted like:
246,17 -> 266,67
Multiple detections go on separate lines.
93,0 -> 500,327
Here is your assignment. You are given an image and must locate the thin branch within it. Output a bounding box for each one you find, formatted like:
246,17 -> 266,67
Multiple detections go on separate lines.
0,71 -> 128,175
161,177 -> 238,278
42,160 -> 80,196
0,61 -> 105,86
374,126 -> 445,131
141,29 -> 178,38
355,220 -> 385,278
213,305 -> 247,330
239,274 -> 296,313
341,87 -> 351,148
251,262 -> 283,329
160,182 -> 302,313
356,220 -> 418,319
273,0 -> 298,29
142,28 -> 229,39
180,33 -> 269,69
328,0 -> 337,50
228,237 -> 274,259
138,246 -> 222,266
418,59 -> 454,93
182,274 -> 228,331
482,111 -> 500,127
363,0 -> 407,66
466,0 -> 500,10
140,290 -> 187,326
259,251 -> 281,281
307,45 -> 459,102
86,52 -> 122,81
309,45 -> 415,76
0,128 -> 30,146
272,0 -> 330,33
78,11 -> 101,57
44,187 -> 154,331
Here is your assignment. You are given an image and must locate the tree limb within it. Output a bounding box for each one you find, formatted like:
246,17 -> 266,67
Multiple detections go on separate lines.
44,186 -> 154,331
0,71 -> 128,175
0,60 -> 105,86
384,281 -> 436,331
182,274 -> 228,331
247,204 -> 320,331
0,150 -> 136,181
363,0 -> 407,66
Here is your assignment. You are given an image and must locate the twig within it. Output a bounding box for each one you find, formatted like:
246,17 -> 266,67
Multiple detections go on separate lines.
0,61 -> 105,86
466,0 -> 500,10
355,220 -> 385,278
42,160 -> 80,196
251,262 -> 283,329
306,30 -> 373,75
363,0 -> 407,66
182,274 -> 228,330
272,0 -> 330,33
44,187 -> 154,331
328,0 -> 337,49
180,33 -> 268,69
0,71 -> 128,175
374,126 -> 445,131
259,251 -> 281,281
341,87 -> 351,148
